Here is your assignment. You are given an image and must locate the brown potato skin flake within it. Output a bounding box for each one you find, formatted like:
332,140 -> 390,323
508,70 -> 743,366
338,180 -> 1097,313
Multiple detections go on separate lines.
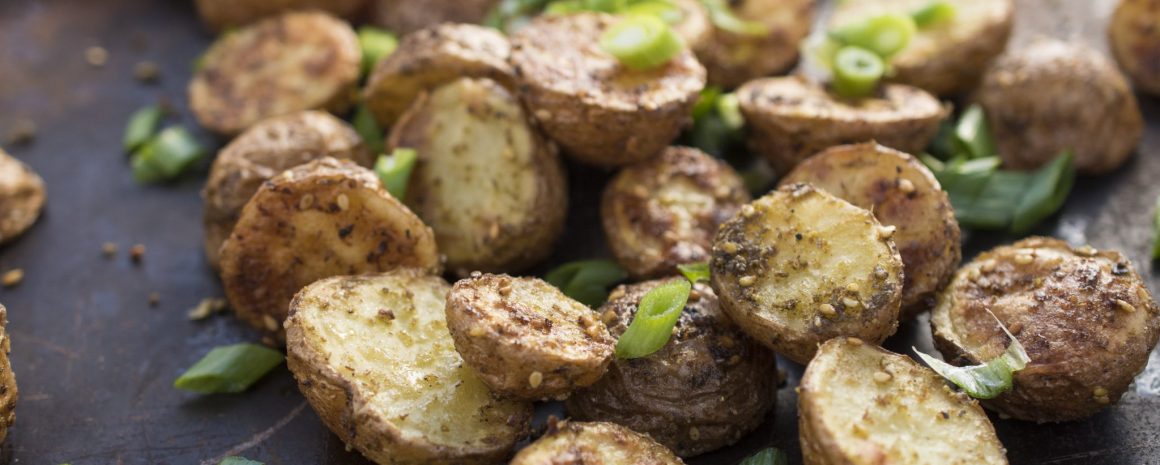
510,421 -> 685,465
0,148 -> 45,245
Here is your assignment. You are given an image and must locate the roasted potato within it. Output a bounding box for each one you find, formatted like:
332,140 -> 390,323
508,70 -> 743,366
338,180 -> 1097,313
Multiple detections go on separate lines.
669,0 -> 712,51
202,111 -> 373,270
830,0 -> 1014,96
510,420 -> 685,465
692,0 -> 816,89
565,279 -> 777,457
188,11 -> 360,136
389,78 -> 567,275
286,270 -> 532,465
370,0 -> 498,35
710,183 -> 904,364
931,237 -> 1160,422
445,274 -> 614,400
799,337 -> 1008,465
737,76 -> 947,175
509,13 -> 706,167
218,158 -> 440,340
0,148 -> 45,246
976,39 -> 1143,175
1110,0 -> 1160,95
0,305 -> 17,443
193,0 -> 367,31
363,23 -> 513,128
601,146 -> 749,279
781,142 -> 961,318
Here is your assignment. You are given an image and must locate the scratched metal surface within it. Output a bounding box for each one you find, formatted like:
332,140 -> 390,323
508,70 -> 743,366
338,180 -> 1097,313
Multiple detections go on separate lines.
0,0 -> 1157,463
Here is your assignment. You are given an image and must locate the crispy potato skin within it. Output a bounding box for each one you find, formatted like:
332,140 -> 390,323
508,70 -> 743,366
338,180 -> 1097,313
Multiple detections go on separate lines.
0,148 -> 45,245
188,11 -> 360,136
219,158 -> 440,340
286,271 -> 532,465
931,237 -> 1160,422
737,76 -> 947,175
693,0 -> 816,89
202,111 -> 373,270
445,274 -> 614,400
977,39 -> 1143,175
601,147 -> 750,279
510,421 -> 685,465
799,338 -> 1008,465
364,23 -> 514,128
565,280 -> 777,457
1110,0 -> 1160,95
193,0 -> 367,31
0,305 -> 17,443
781,142 -> 961,318
831,0 -> 1014,96
510,13 -> 706,167
370,0 -> 498,35
710,183 -> 903,364
389,78 -> 567,276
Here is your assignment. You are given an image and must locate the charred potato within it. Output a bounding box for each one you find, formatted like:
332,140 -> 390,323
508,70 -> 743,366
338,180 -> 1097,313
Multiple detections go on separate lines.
0,305 -> 16,442
799,337 -> 1008,465
370,0 -> 499,35
977,39 -> 1143,175
445,274 -> 614,400
781,142 -> 961,318
218,158 -> 440,340
693,0 -> 816,89
510,420 -> 685,465
510,13 -> 706,167
0,148 -> 45,246
831,0 -> 1014,96
364,23 -> 513,128
737,76 -> 947,175
286,270 -> 532,465
565,279 -> 777,457
601,146 -> 749,279
389,78 -> 567,275
188,11 -> 360,136
202,111 -> 373,270
710,183 -> 904,364
931,237 -> 1160,422
1110,0 -> 1160,95
193,0 -> 367,31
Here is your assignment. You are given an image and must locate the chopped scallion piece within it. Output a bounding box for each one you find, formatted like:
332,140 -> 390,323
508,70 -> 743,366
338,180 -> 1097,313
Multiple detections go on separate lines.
219,457 -> 264,465
832,46 -> 886,98
623,0 -> 686,24
716,93 -> 744,129
1011,152 -> 1075,234
353,103 -> 386,155
544,259 -> 628,307
599,14 -> 684,70
486,0 -> 553,33
700,0 -> 769,36
739,447 -> 789,465
1153,195 -> 1160,260
357,26 -> 398,78
829,13 -> 917,59
583,0 -> 627,12
934,153 -> 1074,234
123,105 -> 163,152
677,261 -> 710,283
954,104 -> 997,159
615,278 -> 691,358
131,126 -> 205,184
374,148 -> 418,200
544,0 -> 585,14
914,313 -> 1030,399
912,1 -> 957,28
692,86 -> 723,120
174,343 -> 284,394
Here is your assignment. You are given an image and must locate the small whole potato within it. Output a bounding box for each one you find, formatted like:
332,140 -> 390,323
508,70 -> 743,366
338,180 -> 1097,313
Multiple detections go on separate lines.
193,0 -> 367,31
0,305 -> 17,443
693,0 -> 816,89
669,0 -> 712,51
370,0 -> 499,35
601,146 -> 750,279
0,148 -> 46,245
566,279 -> 777,457
977,39 -> 1143,174
710,183 -> 904,364
931,237 -> 1160,422
1109,0 -> 1160,95
510,420 -> 685,465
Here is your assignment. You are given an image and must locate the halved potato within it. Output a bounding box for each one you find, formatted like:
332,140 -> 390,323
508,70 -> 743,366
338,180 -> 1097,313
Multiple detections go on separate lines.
931,237 -> 1160,422
193,0 -> 367,31
202,111 -> 373,270
669,0 -> 712,51
370,0 -> 499,35
781,142 -> 961,317
445,274 -> 614,400
218,157 -> 440,340
0,148 -> 46,246
799,337 -> 1008,465
286,270 -> 532,465
510,420 -> 685,465
1110,0 -> 1160,95
0,304 -> 17,442
737,76 -> 947,175
710,183 -> 904,364
693,0 -> 816,89
509,13 -> 706,167
389,78 -> 567,276
363,23 -> 513,128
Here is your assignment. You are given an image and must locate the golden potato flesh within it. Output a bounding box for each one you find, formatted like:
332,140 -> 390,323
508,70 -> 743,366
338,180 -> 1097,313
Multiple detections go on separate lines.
510,421 -> 685,465
389,78 -> 567,276
737,76 -> 947,175
445,274 -> 615,400
202,111 -> 373,270
370,0 -> 499,35
565,280 -> 777,457
799,337 -> 1008,465
286,270 -> 532,465
931,237 -> 1160,422
509,13 -> 706,167
693,0 -> 815,89
193,0 -> 367,31
0,305 -> 16,443
1110,0 -> 1160,95
977,39 -> 1143,175
710,183 -> 904,364
781,142 -> 961,318
0,148 -> 45,245
601,146 -> 750,279
218,158 -> 440,341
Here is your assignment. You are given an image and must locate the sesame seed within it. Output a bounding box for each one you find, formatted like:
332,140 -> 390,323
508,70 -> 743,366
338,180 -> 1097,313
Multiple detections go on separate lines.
336,194 -> 350,211
129,244 -> 146,264
688,427 -> 700,440
1095,396 -> 1110,405
1115,299 -> 1136,313
721,242 -> 739,254
101,242 -> 118,257
740,204 -> 756,218
847,337 -> 864,345
878,225 -> 896,240
845,283 -> 859,292
85,46 -> 109,66
469,326 -> 486,337
601,309 -> 618,325
1076,245 -> 1098,256
299,194 -> 315,210
263,315 -> 279,332
1093,387 -> 1108,397
843,297 -> 860,308
133,60 -> 161,83
873,371 -> 892,383
1,269 -> 24,288
528,371 -> 543,389
738,275 -> 756,287
981,260 -> 997,273
968,268 -> 982,281
873,266 -> 888,279
1014,254 -> 1034,265
897,178 -> 915,193
819,303 -> 836,318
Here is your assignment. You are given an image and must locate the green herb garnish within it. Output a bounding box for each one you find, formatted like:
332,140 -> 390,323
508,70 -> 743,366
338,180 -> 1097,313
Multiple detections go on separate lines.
175,343 -> 284,394
375,148 -> 418,200
219,457 -> 264,465
353,103 -> 386,155
829,13 -> 917,59
131,126 -> 205,184
912,1 -> 956,28
677,261 -> 710,283
599,14 -> 684,70
832,45 -> 886,99
738,447 -> 789,465
357,26 -> 398,78
915,314 -> 1030,399
544,260 -> 628,307
123,105 -> 163,152
615,278 -> 691,358
954,104 -> 998,159
700,0 -> 769,36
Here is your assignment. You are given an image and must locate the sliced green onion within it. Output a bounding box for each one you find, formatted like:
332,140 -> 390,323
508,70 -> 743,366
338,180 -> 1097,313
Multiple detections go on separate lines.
739,447 -> 789,465
599,14 -> 684,70
912,1 -> 957,28
615,279 -> 691,358
914,313 -> 1030,399
677,261 -> 710,283
830,14 -> 917,59
358,26 -> 398,78
1011,152 -> 1075,234
1153,195 -> 1160,260
700,0 -> 769,36
544,0 -> 585,14
716,93 -> 744,129
174,343 -> 284,394
219,458 -> 264,465
131,126 -> 205,184
832,46 -> 886,99
353,103 -> 386,155
919,153 -> 946,172
123,105 -> 163,152
935,153 -> 1074,234
927,118 -> 958,160
486,0 -> 552,32
622,0 -> 685,24
954,104 -> 997,159
692,86 -> 723,120
545,259 -> 628,307
375,148 -> 418,200
584,0 -> 627,12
